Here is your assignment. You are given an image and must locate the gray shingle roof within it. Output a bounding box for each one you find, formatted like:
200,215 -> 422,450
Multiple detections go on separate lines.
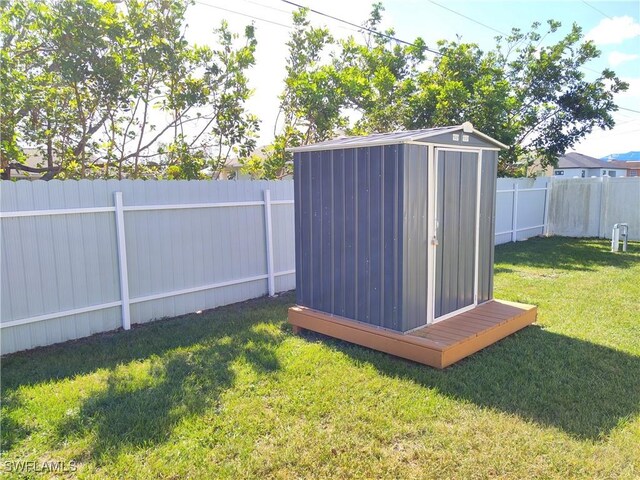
557,152 -> 611,169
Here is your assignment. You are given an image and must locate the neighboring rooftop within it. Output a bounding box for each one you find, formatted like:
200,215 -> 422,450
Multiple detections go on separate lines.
601,151 -> 640,162
608,160 -> 640,169
557,152 -> 615,169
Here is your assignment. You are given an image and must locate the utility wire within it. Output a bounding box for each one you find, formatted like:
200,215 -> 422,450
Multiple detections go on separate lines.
280,0 -> 443,55
195,0 -> 640,115
426,0 -> 508,36
194,0 -> 292,29
580,0 -> 613,20
199,0 -> 361,35
238,0 -> 292,15
618,106 -> 640,114
422,0 -> 640,115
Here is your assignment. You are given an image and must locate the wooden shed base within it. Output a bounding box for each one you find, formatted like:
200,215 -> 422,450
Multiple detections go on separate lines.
288,300 -> 537,368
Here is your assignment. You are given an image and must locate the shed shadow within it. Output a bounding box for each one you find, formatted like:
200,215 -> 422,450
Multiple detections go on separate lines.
1,293 -> 295,390
495,237 -> 639,272
308,325 -> 640,440
1,294 -> 293,455
52,325 -> 282,461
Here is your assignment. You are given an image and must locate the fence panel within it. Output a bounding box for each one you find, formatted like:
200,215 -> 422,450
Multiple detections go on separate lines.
495,178 -> 549,245
548,177 -> 640,241
601,177 -> 640,241
1,180 -> 294,354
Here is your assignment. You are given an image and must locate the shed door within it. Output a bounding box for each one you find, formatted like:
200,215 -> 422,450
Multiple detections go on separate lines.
434,149 -> 479,320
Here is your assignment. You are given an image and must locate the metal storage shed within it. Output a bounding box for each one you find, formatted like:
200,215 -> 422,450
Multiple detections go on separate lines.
288,123 -> 537,368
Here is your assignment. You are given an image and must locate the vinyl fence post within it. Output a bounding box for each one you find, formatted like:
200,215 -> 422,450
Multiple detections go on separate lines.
598,176 -> 607,238
542,179 -> 551,237
263,189 -> 275,296
511,183 -> 519,242
114,192 -> 131,330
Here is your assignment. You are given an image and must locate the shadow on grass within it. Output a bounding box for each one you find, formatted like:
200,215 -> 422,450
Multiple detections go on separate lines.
312,325 -> 640,440
1,293 -> 295,389
56,326 -> 280,460
1,294 -> 294,456
495,236 -> 639,272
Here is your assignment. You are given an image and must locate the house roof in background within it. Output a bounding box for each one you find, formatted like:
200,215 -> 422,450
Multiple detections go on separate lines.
287,123 -> 508,152
609,160 -> 640,169
557,152 -> 619,169
601,151 -> 640,161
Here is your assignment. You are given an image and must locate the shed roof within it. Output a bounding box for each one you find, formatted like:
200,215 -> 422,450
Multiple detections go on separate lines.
288,123 -> 508,152
557,152 -> 614,169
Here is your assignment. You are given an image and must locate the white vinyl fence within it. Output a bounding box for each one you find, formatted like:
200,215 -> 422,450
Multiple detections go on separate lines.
1,180 -> 294,354
1,176 -> 638,354
547,177 -> 640,241
495,178 -> 550,245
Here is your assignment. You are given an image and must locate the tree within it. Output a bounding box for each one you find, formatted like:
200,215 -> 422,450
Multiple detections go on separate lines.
248,7 -> 626,178
242,8 -> 342,179
407,21 -> 628,175
336,2 -> 426,134
1,0 -> 132,179
0,0 -> 259,180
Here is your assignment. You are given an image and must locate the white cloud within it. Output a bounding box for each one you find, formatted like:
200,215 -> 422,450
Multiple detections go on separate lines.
585,16 -> 640,45
609,51 -> 639,66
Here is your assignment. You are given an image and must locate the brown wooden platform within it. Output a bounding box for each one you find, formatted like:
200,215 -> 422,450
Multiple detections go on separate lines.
288,300 -> 537,368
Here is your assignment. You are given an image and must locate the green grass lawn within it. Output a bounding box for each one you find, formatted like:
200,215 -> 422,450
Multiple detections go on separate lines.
2,237 -> 639,479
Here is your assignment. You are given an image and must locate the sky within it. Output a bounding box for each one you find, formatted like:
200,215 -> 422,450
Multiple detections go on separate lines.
184,0 -> 640,158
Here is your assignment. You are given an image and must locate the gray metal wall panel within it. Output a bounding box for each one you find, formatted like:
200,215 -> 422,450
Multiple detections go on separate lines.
331,150 -> 346,316
343,149 -> 357,319
294,145 -> 405,330
368,146 -> 383,327
459,152 -> 478,307
310,152 -> 323,309
356,147 -> 370,323
320,150 -> 334,314
401,144 -> 428,331
479,151 -> 498,302
383,145 -> 402,330
1,179 -> 295,354
295,152 -> 311,305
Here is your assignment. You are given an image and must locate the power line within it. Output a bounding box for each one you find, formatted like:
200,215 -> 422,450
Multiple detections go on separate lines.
580,0 -> 613,20
196,0 -> 640,115
194,1 -> 292,29
238,0 -> 292,15
280,0 -> 443,55
427,0 -> 508,36
419,1 -> 640,115
618,106 -> 640,114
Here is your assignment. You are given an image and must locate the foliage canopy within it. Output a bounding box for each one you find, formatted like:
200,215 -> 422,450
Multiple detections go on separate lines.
1,0 -> 258,179
243,4 -> 627,178
0,1 -> 628,179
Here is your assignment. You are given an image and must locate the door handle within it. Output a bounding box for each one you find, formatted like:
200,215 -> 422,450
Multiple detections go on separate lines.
431,236 -> 439,246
